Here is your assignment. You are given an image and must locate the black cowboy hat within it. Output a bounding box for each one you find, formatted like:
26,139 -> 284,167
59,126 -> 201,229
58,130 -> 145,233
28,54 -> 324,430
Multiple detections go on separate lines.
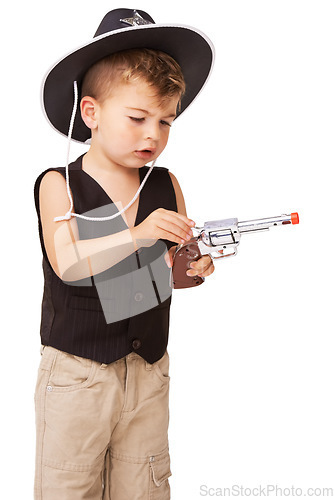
42,8 -> 215,144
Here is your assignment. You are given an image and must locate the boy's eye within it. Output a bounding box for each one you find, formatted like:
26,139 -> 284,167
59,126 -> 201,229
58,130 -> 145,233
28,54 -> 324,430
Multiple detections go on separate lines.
129,116 -> 145,122
128,116 -> 172,127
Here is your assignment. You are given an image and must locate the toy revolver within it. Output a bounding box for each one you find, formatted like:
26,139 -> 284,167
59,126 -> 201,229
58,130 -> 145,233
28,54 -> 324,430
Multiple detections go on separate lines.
171,212 -> 299,289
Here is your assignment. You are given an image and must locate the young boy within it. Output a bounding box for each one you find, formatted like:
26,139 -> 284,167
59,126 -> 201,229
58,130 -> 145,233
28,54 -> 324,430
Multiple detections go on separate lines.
34,8 -> 215,499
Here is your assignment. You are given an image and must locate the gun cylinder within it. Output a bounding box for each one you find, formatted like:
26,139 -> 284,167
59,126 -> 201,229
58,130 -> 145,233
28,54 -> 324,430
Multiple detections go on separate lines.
202,227 -> 239,247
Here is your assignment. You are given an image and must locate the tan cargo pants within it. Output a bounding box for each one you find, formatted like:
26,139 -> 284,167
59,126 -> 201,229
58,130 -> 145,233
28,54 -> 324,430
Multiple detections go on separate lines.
34,346 -> 171,499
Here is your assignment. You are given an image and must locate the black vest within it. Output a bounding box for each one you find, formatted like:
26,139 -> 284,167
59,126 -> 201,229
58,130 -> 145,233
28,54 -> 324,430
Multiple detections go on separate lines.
34,154 -> 178,364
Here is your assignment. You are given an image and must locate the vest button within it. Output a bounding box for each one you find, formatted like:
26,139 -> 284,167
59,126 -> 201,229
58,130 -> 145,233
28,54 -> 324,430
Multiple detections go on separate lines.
134,292 -> 144,302
132,339 -> 141,350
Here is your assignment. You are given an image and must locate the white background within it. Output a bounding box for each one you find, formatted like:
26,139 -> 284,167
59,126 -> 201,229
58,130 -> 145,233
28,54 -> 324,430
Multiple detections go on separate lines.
2,0 -> 333,497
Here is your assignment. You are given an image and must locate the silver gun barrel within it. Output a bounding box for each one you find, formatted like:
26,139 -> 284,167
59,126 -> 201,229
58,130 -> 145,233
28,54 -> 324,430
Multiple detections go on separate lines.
238,213 -> 299,235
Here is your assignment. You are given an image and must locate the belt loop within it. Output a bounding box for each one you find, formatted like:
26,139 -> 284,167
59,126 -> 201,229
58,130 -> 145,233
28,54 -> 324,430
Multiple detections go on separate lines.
40,345 -> 45,355
145,361 -> 152,371
100,363 -> 108,370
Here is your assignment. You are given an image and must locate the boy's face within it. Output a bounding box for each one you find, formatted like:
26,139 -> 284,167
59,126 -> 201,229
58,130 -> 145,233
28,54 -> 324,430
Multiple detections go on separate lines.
88,78 -> 180,170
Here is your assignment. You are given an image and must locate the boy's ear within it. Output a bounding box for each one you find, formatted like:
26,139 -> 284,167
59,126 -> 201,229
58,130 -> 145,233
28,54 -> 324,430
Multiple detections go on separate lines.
80,96 -> 98,130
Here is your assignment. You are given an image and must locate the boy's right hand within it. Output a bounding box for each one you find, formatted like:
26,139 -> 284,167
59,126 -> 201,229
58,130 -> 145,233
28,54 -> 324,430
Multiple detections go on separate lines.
131,208 -> 195,248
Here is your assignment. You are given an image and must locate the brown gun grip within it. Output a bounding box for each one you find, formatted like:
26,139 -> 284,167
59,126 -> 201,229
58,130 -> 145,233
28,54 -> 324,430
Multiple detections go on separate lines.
171,238 -> 205,289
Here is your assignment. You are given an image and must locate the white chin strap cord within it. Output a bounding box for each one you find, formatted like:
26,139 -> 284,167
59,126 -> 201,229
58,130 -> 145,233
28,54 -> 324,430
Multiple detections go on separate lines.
54,81 -> 156,222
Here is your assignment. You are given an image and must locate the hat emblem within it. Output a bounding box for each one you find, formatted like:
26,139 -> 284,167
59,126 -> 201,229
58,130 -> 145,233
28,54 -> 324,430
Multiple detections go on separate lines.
120,10 -> 152,27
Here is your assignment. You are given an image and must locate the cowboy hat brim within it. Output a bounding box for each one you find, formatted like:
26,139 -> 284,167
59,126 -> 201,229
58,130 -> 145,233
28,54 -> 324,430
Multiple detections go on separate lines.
42,23 -> 215,144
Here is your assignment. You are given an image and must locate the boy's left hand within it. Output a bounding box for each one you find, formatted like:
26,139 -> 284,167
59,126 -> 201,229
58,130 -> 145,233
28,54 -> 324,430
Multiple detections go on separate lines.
164,245 -> 216,278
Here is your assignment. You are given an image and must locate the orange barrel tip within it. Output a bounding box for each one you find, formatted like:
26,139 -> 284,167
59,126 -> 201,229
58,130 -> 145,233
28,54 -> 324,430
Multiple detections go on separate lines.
291,212 -> 299,225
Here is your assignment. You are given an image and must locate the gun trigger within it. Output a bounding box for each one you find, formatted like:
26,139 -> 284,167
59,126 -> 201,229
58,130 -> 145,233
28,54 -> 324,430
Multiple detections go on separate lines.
211,247 -> 238,259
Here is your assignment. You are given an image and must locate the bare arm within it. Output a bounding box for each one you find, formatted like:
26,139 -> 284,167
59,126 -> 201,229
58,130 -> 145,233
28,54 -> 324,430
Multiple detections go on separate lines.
168,171 -> 188,218
163,171 -> 189,269
39,170 -> 194,282
168,171 -> 215,278
39,171 -> 137,282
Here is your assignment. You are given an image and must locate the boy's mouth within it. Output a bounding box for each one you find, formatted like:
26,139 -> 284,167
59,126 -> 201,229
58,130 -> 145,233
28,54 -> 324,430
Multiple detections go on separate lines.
134,148 -> 156,160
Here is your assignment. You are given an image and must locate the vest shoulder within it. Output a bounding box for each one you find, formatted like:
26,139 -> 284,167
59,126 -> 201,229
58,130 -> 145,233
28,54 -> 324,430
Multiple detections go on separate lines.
147,165 -> 171,182
34,155 -> 84,200
152,166 -> 169,172
34,155 -> 83,188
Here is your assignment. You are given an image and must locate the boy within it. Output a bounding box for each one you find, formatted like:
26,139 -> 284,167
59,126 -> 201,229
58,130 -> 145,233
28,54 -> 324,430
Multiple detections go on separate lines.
34,8 -> 215,499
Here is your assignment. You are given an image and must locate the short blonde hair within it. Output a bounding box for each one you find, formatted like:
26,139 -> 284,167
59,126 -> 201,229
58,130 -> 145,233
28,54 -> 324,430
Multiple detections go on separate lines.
81,48 -> 186,111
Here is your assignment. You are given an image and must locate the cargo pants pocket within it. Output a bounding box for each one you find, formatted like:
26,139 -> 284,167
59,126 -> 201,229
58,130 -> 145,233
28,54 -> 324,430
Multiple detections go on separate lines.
149,448 -> 172,500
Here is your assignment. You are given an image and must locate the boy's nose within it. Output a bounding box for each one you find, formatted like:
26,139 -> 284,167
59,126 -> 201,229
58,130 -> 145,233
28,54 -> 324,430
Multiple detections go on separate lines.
145,122 -> 160,141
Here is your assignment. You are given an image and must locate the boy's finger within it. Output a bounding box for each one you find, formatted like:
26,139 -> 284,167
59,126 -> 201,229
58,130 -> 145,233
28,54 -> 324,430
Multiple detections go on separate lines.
189,255 -> 211,269
164,253 -> 171,267
187,255 -> 214,275
163,210 -> 195,228
164,246 -> 177,267
170,246 -> 177,257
